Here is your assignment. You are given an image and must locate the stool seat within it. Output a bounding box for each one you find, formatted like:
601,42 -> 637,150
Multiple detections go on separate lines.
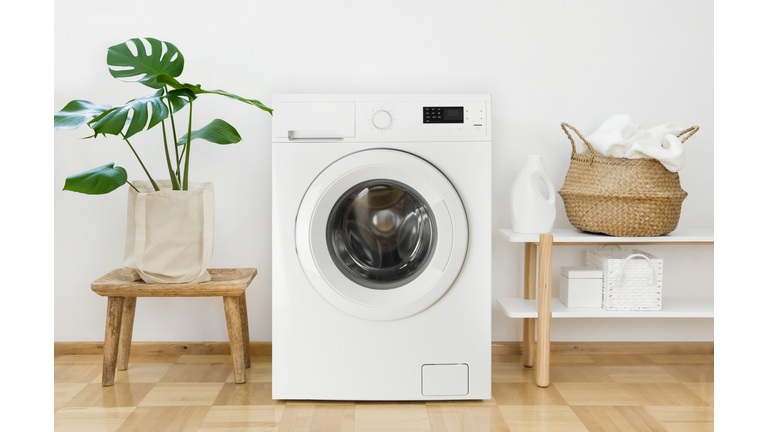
92,268 -> 257,297
91,268 -> 257,386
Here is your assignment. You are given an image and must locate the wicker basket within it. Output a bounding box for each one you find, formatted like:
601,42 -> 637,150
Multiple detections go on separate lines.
586,246 -> 663,311
558,122 -> 699,237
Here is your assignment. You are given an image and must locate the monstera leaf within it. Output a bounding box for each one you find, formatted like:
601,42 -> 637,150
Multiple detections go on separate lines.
107,38 -> 185,89
177,119 -> 242,146
88,89 -> 196,138
63,163 -> 128,195
157,74 -> 273,115
54,100 -> 112,130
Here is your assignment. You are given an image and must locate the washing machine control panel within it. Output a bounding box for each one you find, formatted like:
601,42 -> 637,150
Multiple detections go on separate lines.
423,106 -> 463,124
356,100 -> 488,140
272,96 -> 490,142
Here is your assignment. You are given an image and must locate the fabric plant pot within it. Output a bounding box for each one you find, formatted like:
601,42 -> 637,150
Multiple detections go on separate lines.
124,179 -> 215,283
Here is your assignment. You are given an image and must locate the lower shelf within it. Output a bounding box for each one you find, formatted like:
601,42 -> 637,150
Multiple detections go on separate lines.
497,297 -> 714,318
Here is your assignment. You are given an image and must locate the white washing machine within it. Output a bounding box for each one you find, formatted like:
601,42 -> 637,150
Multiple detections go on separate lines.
272,94 -> 491,400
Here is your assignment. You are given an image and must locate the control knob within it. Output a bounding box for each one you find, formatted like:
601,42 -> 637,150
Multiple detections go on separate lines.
372,110 -> 392,130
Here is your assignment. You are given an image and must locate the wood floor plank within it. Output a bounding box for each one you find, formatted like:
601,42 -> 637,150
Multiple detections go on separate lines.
588,355 -> 656,366
54,355 -> 105,363
54,407 -> 135,432
354,404 -> 430,432
620,383 -> 709,407
601,366 -> 680,384
115,406 -> 211,432
55,363 -> 104,383
682,383 -> 713,404
426,404 -> 510,432
550,355 -> 595,364
225,362 -> 273,383
548,364 -> 616,383
553,383 -> 639,406
91,363 -> 174,384
64,383 -> 155,408
571,405 -> 667,432
55,383 -> 89,410
308,404 -> 355,432
658,365 -> 714,383
159,363 -> 233,383
648,355 -> 714,364
492,363 -> 536,383
138,383 -> 225,407
498,406 -> 588,431
198,405 -> 285,431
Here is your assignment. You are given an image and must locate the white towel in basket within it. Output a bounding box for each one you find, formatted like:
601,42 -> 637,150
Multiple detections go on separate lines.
579,115 -> 687,171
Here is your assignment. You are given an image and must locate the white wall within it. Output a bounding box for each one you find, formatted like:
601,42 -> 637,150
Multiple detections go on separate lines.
54,0 -> 713,342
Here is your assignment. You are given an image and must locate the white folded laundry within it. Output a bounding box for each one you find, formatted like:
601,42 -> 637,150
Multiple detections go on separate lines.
580,115 -> 687,171
625,133 -> 685,172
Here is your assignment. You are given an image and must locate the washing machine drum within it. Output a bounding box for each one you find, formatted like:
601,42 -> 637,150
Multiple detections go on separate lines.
295,149 -> 468,321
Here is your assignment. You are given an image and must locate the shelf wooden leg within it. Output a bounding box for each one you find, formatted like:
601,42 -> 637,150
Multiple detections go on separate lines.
239,292 -> 251,369
523,242 -> 537,368
102,296 -> 124,386
535,233 -> 553,388
224,296 -> 247,384
116,297 -> 137,371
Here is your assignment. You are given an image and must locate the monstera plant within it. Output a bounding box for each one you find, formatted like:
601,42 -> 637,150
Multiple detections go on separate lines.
54,37 -> 272,194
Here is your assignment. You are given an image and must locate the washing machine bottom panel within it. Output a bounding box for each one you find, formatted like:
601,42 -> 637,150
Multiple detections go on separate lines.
272,334 -> 491,401
271,278 -> 491,401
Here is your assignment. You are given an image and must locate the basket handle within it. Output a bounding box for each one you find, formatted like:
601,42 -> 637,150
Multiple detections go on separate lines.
677,125 -> 700,144
598,245 -> 622,250
561,123 -> 596,164
618,253 -> 656,287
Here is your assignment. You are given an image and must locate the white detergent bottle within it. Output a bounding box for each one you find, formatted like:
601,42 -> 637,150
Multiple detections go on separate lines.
511,155 -> 556,233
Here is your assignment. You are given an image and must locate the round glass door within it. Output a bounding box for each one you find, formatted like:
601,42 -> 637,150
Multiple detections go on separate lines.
327,180 -> 437,290
295,149 -> 468,321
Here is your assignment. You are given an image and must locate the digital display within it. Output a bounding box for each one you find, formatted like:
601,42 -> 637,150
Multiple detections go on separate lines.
423,106 -> 464,124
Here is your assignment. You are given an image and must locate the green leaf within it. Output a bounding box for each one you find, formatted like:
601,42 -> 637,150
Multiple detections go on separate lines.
63,163 -> 128,195
54,100 -> 112,130
87,89 -> 195,138
157,74 -> 273,115
176,119 -> 242,146
165,88 -> 197,112
107,38 -> 184,89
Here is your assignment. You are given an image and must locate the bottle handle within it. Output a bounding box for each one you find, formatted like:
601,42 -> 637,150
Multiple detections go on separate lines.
531,171 -> 556,205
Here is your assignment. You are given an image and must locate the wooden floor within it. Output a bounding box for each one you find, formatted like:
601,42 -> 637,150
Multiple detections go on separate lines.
54,353 -> 714,431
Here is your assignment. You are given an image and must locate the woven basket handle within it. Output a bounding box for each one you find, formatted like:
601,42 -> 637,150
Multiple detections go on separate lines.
677,125 -> 699,144
618,253 -> 656,287
561,123 -> 596,162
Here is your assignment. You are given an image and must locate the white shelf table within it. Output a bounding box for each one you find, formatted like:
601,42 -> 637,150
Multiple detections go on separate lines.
498,228 -> 714,388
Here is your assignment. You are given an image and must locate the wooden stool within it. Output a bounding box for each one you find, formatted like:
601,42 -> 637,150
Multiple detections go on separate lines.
91,268 -> 257,386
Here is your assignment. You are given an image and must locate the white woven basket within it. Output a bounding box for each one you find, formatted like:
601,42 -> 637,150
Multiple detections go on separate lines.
586,246 -> 663,311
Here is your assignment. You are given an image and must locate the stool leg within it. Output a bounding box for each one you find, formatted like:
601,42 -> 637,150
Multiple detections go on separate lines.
117,297 -> 137,371
535,234 -> 554,388
102,296 -> 124,386
239,293 -> 251,369
523,242 -> 537,368
223,296 -> 247,384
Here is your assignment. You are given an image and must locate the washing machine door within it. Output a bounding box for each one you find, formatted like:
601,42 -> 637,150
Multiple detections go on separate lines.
295,149 -> 468,321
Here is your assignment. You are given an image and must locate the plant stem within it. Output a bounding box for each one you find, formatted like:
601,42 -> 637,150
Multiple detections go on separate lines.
166,85 -> 181,184
126,181 -> 140,193
121,132 -> 160,192
161,120 -> 181,190
182,101 -> 193,190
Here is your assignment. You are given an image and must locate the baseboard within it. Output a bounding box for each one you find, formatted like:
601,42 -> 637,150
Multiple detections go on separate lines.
54,341 -> 272,356
55,341 -> 712,360
492,341 -> 713,362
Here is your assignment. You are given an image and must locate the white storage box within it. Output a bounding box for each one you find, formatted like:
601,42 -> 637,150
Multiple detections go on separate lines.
586,246 -> 663,311
559,266 -> 603,307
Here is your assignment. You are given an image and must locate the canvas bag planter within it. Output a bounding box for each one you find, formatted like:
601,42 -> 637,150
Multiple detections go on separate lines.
124,180 -> 215,284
